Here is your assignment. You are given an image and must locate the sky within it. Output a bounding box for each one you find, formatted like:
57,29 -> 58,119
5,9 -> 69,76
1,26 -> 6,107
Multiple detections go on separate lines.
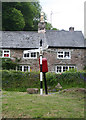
40,0 -> 85,34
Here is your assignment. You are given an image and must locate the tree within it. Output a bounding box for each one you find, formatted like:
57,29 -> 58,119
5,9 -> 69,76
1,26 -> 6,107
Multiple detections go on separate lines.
45,22 -> 52,30
3,8 -> 25,30
2,2 -> 41,31
52,28 -> 59,30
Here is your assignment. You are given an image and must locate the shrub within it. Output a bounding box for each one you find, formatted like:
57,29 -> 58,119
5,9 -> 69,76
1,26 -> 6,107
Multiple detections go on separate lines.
46,72 -> 85,89
1,58 -> 19,70
1,70 -> 86,91
84,66 -> 86,70
2,70 -> 40,92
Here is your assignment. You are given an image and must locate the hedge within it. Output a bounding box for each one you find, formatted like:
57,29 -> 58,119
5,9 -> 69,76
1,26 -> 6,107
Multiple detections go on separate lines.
2,70 -> 40,91
46,72 -> 86,89
1,70 -> 86,91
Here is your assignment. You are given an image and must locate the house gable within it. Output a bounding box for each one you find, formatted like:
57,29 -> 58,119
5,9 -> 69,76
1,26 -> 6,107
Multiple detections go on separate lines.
0,30 -> 86,72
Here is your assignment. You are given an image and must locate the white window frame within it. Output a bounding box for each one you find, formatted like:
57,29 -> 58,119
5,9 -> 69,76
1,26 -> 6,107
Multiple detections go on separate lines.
16,65 -> 30,72
57,51 -> 71,59
23,50 -> 37,59
0,49 -> 10,58
55,65 -> 75,73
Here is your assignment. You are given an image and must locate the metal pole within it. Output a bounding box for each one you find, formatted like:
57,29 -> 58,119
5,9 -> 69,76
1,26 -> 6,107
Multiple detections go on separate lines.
43,72 -> 48,94
40,39 -> 43,95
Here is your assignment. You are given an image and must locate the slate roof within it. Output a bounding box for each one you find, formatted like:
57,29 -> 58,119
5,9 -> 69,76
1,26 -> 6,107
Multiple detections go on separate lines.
46,30 -> 85,48
0,30 -> 85,49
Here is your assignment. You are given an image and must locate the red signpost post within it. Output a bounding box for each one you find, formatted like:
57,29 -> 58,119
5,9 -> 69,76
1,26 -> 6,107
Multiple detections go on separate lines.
39,58 -> 48,94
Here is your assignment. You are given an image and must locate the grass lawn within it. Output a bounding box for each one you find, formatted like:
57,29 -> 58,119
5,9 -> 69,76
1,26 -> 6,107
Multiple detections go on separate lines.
2,88 -> 85,118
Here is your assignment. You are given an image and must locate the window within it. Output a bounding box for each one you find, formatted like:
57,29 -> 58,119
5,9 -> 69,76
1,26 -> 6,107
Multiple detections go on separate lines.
63,66 -> 68,72
17,65 -> 30,72
57,66 -> 61,73
58,52 -> 63,58
24,53 -> 29,58
57,51 -> 71,59
0,49 -> 10,58
23,51 -> 37,59
31,52 -> 36,58
56,65 -> 75,73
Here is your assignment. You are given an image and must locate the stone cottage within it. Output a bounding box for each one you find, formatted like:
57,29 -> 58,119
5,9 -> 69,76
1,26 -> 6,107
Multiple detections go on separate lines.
0,13 -> 86,73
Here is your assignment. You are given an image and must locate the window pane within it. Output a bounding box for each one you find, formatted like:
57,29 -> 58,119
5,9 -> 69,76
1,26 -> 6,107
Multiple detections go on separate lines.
64,52 -> 70,58
24,66 -> 29,72
24,54 -> 27,57
24,66 -> 27,72
57,66 -> 61,72
31,52 -> 36,57
4,50 -> 9,53
4,54 -> 9,57
63,66 -> 68,72
19,66 -> 22,71
58,55 -> 63,58
58,51 -> 63,58
69,66 -> 74,69
24,53 -> 29,57
58,52 -> 63,54
17,66 -> 22,71
27,53 -> 29,57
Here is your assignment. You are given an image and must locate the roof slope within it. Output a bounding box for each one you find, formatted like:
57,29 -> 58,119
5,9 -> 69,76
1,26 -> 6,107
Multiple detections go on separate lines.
46,30 -> 85,47
1,31 -> 40,49
0,30 -> 85,48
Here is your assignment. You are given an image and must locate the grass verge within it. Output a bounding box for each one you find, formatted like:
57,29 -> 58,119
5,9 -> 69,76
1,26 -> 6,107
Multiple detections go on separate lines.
2,88 -> 85,118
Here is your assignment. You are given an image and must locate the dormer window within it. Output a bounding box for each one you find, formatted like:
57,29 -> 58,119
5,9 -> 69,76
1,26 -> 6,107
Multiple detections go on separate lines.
57,51 -> 71,59
23,50 -> 37,59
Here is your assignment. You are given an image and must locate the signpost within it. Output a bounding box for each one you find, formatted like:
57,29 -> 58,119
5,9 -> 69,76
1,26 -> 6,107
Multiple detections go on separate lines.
39,12 -> 48,95
39,45 -> 48,95
40,39 -> 43,95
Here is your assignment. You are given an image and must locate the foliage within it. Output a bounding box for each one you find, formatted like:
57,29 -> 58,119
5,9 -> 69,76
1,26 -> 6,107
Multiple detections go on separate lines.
52,28 -> 59,30
46,72 -> 85,89
2,70 -> 85,91
1,58 -> 19,70
83,66 -> 86,70
2,70 -> 40,91
2,2 -> 41,31
2,2 -> 58,31
64,68 -> 77,73
3,8 -> 25,31
45,22 -> 59,30
45,22 -> 52,30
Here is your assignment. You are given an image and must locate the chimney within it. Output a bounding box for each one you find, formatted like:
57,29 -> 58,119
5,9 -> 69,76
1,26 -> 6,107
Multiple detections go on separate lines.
69,27 -> 74,31
38,12 -> 46,33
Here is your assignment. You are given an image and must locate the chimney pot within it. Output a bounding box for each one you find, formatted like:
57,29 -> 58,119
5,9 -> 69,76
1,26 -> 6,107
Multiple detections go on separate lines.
38,12 -> 46,33
69,27 -> 74,31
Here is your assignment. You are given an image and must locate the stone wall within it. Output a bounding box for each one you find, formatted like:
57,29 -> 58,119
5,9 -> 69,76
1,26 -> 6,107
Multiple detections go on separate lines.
43,48 -> 86,72
10,49 -> 39,71
8,48 -> 86,72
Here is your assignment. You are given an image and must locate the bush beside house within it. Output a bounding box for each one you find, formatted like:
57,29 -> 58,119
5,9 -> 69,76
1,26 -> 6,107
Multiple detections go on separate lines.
1,58 -> 19,70
2,70 -> 86,92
